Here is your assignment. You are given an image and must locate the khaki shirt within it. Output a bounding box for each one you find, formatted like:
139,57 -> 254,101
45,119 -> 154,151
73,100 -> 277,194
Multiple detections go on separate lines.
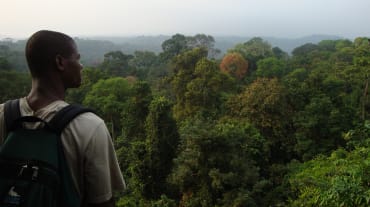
0,97 -> 126,204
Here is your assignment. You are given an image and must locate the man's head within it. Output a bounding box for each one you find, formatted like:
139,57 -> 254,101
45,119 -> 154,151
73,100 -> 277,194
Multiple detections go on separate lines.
25,30 -> 83,88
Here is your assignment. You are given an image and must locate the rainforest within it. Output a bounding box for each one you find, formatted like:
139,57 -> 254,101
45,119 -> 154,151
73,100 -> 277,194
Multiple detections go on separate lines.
1,34 -> 370,207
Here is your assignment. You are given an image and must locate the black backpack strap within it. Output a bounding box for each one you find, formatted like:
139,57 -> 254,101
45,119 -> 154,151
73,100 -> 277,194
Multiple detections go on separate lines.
4,99 -> 21,132
49,104 -> 94,207
49,104 -> 94,134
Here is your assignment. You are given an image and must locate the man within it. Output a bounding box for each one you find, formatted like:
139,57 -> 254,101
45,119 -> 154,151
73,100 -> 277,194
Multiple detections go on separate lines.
0,30 -> 126,207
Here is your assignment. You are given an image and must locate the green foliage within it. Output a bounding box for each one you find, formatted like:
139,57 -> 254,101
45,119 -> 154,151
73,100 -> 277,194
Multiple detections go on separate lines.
150,195 -> 177,207
160,34 -> 189,62
100,51 -> 134,76
66,68 -> 109,104
344,120 -> 370,149
282,68 -> 310,110
170,117 -> 265,206
0,71 -> 31,102
288,147 -> 370,207
160,34 -> 219,62
187,34 -> 220,59
292,43 -> 319,57
120,81 -> 153,142
228,78 -> 291,138
183,59 -> 234,119
169,48 -> 209,120
294,95 -> 340,160
272,46 -> 289,60
256,57 -> 288,78
128,50 -> 166,80
0,42 -> 28,72
229,37 -> 273,71
143,96 -> 179,199
83,77 -> 131,138
0,57 -> 11,70
292,65 -> 356,160
116,95 -> 179,204
3,35 -> 370,206
117,194 -> 176,207
227,77 -> 296,174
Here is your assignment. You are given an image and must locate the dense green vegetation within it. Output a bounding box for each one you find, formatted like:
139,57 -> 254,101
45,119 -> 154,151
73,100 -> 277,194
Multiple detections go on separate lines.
1,34 -> 369,206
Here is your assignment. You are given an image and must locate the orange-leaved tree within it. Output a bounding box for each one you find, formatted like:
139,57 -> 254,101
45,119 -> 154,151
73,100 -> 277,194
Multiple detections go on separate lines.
219,52 -> 248,80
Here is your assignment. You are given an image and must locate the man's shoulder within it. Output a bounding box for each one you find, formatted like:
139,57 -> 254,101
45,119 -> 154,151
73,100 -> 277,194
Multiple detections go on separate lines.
73,111 -> 104,126
62,110 -> 109,148
67,110 -> 108,136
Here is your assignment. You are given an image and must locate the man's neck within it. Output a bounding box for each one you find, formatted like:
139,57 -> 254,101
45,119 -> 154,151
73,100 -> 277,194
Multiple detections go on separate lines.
26,78 -> 66,111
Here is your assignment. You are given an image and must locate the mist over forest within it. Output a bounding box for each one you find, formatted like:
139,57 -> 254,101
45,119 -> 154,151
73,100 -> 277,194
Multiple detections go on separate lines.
0,34 -> 343,70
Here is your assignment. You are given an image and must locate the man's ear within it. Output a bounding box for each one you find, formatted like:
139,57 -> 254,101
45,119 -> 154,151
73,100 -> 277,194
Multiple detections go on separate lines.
55,54 -> 65,71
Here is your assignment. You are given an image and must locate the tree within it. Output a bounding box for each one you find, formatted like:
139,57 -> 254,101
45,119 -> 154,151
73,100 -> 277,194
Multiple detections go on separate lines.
282,68 -> 310,111
66,68 -> 109,104
229,37 -> 273,71
291,43 -> 320,69
317,40 -> 338,52
292,43 -> 319,57
288,147 -> 370,207
169,48 -> 208,120
186,34 -> 220,59
296,71 -> 353,159
119,81 -> 153,143
116,96 -> 179,205
131,51 -> 159,69
294,95 -> 341,160
353,37 -> 370,120
143,96 -> 180,199
0,71 -> 31,102
255,57 -> 288,78
169,47 -> 235,121
0,45 -> 12,71
100,51 -> 134,76
169,118 -> 264,207
83,77 -> 131,138
182,58 -> 234,119
219,52 -> 249,80
160,34 -> 220,62
0,57 -> 11,70
228,78 -> 295,162
160,34 -> 189,62
272,47 -> 289,60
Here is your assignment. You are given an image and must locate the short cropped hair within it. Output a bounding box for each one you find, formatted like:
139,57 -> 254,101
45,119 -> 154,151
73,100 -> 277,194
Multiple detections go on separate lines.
25,30 -> 75,77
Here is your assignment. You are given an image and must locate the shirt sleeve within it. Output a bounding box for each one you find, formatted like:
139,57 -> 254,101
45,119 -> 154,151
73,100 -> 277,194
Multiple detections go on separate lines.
84,122 -> 126,204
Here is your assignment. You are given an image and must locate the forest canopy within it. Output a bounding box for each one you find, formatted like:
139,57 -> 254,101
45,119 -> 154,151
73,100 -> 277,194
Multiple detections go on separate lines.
1,34 -> 370,207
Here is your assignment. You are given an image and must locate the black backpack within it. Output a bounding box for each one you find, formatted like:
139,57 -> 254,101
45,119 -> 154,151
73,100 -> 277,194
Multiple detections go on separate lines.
0,99 -> 93,207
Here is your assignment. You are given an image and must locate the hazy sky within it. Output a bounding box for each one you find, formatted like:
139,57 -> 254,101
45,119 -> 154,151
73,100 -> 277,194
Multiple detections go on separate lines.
1,0 -> 369,38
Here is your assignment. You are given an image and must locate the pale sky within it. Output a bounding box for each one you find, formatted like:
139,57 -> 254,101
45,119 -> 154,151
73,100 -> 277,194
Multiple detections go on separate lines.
1,0 -> 369,39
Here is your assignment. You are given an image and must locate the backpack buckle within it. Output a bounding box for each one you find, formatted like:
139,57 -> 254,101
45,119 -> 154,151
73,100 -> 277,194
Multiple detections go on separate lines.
32,166 -> 39,180
17,165 -> 28,177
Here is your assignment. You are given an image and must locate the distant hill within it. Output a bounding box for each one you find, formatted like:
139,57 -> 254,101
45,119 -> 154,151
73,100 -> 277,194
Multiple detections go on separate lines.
214,34 -> 344,55
264,35 -> 344,53
89,34 -> 345,56
75,34 -> 346,65
83,35 -> 169,53
0,34 -> 351,69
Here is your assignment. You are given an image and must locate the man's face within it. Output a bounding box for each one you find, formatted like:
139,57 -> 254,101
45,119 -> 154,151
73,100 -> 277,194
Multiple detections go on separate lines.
62,42 -> 83,88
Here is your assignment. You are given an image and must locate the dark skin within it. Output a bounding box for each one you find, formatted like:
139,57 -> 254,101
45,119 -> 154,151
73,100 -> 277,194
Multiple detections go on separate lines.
26,71 -> 66,111
26,42 -> 116,207
27,44 -> 80,111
